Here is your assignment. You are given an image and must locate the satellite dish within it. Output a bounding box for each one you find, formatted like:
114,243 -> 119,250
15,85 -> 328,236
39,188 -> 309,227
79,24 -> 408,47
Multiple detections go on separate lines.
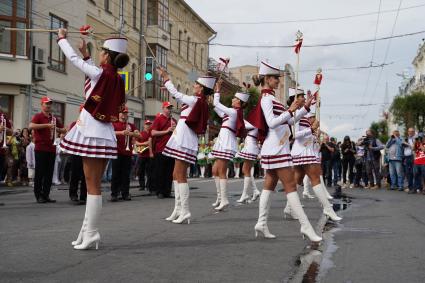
187,70 -> 199,82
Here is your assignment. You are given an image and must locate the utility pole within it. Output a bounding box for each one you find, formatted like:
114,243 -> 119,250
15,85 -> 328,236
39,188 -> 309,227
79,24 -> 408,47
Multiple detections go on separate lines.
139,0 -> 145,119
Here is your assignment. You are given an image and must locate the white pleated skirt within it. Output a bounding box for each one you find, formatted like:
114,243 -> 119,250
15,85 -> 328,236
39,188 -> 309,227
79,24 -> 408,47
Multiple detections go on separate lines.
59,125 -> 117,159
163,135 -> 197,164
292,147 -> 320,166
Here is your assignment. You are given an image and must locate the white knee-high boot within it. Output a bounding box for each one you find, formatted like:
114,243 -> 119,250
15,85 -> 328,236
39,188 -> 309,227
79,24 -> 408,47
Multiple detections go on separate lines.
234,166 -> 240,178
173,183 -> 191,224
212,177 -> 221,207
166,181 -> 181,221
200,167 -> 205,178
320,175 -> 334,199
251,167 -> 261,201
215,179 -> 229,211
254,190 -> 276,239
71,204 -> 88,246
312,184 -> 342,221
237,177 -> 251,203
74,194 -> 102,250
286,192 -> 322,242
303,176 -> 315,199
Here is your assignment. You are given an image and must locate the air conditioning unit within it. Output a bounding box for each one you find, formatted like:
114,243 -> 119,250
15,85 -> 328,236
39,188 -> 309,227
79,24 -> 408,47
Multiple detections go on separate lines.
33,46 -> 45,64
33,65 -> 45,81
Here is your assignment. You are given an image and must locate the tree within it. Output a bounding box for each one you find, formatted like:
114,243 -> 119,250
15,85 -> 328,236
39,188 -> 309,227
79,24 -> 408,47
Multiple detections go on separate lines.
209,87 -> 260,125
390,91 -> 425,132
370,120 -> 389,143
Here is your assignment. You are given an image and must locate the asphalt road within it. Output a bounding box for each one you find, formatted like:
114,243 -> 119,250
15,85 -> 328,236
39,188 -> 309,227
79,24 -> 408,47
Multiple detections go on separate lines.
1,179 -> 424,282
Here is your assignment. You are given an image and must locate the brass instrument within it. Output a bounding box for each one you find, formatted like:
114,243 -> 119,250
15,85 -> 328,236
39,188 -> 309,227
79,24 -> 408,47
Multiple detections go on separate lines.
135,145 -> 149,154
51,115 -> 57,145
125,123 -> 131,151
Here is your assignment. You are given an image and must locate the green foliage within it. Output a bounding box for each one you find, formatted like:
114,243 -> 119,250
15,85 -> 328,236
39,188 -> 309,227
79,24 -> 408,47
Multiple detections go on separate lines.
390,91 -> 425,132
370,120 -> 389,143
209,87 -> 260,124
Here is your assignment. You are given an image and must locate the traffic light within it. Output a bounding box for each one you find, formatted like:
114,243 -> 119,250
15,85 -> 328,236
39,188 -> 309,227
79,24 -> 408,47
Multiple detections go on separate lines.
145,57 -> 154,81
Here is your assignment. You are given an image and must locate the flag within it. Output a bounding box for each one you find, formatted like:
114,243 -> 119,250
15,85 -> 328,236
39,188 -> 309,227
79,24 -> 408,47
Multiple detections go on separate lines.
314,73 -> 323,85
294,38 -> 303,54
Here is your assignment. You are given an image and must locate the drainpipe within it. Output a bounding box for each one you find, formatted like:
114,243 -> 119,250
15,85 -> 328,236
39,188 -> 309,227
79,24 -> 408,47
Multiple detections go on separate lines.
27,0 -> 34,126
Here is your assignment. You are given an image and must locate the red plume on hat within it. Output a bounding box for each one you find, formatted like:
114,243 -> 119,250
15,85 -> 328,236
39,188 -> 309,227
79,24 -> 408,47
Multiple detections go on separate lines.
79,25 -> 92,35
242,82 -> 252,92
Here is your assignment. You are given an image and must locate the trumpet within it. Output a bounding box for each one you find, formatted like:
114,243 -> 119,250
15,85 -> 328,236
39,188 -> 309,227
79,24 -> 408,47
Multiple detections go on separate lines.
51,115 -> 57,145
135,145 -> 149,154
125,123 -> 131,151
1,114 -> 7,148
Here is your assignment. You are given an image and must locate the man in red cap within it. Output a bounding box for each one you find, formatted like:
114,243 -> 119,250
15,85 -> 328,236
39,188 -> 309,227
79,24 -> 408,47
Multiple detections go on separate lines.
135,119 -> 154,191
151,101 -> 176,198
110,106 -> 139,201
29,96 -> 65,203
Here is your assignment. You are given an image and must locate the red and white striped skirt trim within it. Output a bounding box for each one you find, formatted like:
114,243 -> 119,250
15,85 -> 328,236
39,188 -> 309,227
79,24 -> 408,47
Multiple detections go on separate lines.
261,154 -> 293,169
236,151 -> 258,161
163,145 -> 197,164
292,155 -> 320,166
212,149 -> 235,160
59,126 -> 117,159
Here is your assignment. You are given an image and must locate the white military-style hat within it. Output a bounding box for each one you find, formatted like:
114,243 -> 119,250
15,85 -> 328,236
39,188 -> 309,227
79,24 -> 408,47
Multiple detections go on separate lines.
259,61 -> 282,76
289,88 -> 305,97
103,37 -> 128,53
235,92 -> 250,102
196,76 -> 217,90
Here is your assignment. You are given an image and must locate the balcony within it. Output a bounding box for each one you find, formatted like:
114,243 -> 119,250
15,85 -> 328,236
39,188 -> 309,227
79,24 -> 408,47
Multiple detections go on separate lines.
146,25 -> 170,50
0,56 -> 31,85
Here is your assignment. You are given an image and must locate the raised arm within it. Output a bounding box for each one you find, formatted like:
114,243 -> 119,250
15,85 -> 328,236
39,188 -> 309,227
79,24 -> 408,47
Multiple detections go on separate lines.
213,93 -> 236,116
288,107 -> 309,125
57,38 -> 102,80
261,97 -> 293,129
164,80 -> 197,106
214,106 -> 226,118
295,127 -> 312,139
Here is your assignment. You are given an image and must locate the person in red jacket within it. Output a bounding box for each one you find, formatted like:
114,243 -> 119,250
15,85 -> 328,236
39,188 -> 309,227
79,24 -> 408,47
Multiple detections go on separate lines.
135,119 -> 153,192
111,106 -> 139,201
29,96 -> 65,203
151,102 -> 177,198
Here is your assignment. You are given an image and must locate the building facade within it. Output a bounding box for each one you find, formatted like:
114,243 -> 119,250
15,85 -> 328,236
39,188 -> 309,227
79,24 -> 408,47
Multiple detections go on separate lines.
0,0 -> 147,130
145,0 -> 215,120
229,63 -> 296,104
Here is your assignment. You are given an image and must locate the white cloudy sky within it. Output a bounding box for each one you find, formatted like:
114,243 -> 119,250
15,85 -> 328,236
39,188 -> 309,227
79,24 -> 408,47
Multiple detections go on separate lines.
185,0 -> 425,140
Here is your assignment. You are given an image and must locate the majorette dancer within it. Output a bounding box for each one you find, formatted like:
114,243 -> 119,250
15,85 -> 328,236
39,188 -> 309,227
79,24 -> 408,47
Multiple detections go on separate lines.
157,67 -> 215,224
57,29 -> 129,250
285,92 -> 342,222
211,80 -> 249,211
247,61 -> 322,242
236,83 -> 261,203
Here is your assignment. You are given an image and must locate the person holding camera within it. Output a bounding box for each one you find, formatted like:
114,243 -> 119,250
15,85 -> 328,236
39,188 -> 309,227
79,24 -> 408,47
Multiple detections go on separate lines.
386,130 -> 404,190
362,129 -> 384,189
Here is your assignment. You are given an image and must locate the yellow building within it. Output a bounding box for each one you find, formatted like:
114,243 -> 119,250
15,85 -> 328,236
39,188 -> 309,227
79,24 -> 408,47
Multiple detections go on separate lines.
229,64 -> 296,104
145,0 -> 216,119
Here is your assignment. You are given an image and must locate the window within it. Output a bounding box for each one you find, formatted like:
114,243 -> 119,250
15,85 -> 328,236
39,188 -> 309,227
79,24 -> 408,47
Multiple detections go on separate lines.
132,0 -> 137,29
186,37 -> 190,61
178,30 -> 182,55
200,48 -> 204,69
133,117 -> 141,130
147,0 -> 157,26
0,0 -> 29,56
158,0 -> 169,31
87,42 -> 93,56
0,95 -> 13,118
49,14 -> 67,72
51,101 -> 65,124
157,45 -> 167,68
131,63 -> 136,92
104,0 -> 111,13
194,43 -> 197,67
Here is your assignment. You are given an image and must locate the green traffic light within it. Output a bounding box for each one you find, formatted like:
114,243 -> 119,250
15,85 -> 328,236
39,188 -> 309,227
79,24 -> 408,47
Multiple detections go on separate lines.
145,73 -> 153,81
